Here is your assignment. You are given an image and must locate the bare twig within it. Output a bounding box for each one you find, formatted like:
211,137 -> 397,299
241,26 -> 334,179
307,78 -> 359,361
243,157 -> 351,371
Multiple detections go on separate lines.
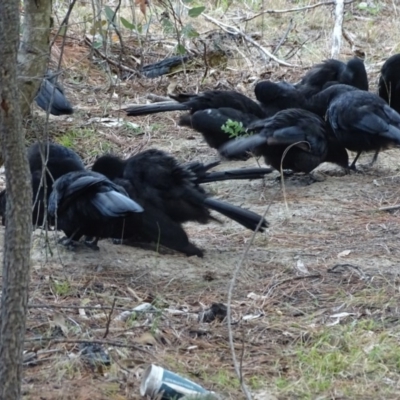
107,0 -> 125,52
264,274 -> 322,296
272,18 -> 293,56
84,35 -> 137,74
103,298 -> 116,339
146,94 -> 171,102
28,304 -> 157,312
243,0 -> 355,22
201,13 -> 296,67
49,0 -> 78,49
331,0 -> 345,59
227,188 -> 280,400
24,338 -> 154,355
280,141 -> 310,212
328,264 -> 368,280
357,204 -> 400,212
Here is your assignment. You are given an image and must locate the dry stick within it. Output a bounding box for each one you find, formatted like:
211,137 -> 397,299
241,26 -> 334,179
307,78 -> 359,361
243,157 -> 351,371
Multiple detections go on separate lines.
280,141 -> 310,213
103,298 -> 117,339
272,18 -> 293,56
84,36 -> 137,74
28,304 -> 138,311
243,0 -> 355,22
227,188 -> 280,400
201,13 -> 296,67
358,204 -> 400,212
331,0 -> 345,59
37,0 -> 79,261
146,94 -> 171,102
227,144 -> 306,397
342,29 -> 356,53
264,274 -> 322,296
24,338 -> 154,355
107,0 -> 125,52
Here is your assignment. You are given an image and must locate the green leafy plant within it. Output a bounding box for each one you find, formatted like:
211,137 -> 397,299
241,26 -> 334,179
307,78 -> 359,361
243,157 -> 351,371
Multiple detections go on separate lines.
221,119 -> 248,138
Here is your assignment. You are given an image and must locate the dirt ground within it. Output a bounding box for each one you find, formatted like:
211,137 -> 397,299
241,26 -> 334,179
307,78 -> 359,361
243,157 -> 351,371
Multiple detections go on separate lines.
2,0 -> 400,399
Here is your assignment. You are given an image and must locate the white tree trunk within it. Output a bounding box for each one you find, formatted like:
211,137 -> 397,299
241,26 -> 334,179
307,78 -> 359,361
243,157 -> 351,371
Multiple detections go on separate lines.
331,0 -> 344,59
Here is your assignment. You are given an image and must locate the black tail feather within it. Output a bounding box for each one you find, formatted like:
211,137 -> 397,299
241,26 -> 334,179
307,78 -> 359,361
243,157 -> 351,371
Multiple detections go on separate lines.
200,167 -> 273,183
204,198 -> 268,232
219,135 -> 268,158
125,101 -> 190,116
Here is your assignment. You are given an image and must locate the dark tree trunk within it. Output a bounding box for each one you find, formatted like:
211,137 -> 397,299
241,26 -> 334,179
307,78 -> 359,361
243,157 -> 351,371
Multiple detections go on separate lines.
0,0 -> 33,398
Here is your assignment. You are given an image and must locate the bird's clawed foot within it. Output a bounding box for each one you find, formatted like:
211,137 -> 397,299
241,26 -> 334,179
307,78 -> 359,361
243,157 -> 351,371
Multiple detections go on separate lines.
58,237 -> 79,251
84,236 -> 100,251
274,169 -> 294,182
306,171 -> 326,184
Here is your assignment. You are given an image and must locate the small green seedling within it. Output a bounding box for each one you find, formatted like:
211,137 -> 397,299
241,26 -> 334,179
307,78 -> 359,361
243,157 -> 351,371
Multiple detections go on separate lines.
221,119 -> 249,139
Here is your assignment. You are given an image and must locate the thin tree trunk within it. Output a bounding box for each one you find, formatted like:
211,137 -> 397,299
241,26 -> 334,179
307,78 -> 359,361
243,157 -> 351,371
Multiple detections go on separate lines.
0,0 -> 33,398
18,0 -> 53,117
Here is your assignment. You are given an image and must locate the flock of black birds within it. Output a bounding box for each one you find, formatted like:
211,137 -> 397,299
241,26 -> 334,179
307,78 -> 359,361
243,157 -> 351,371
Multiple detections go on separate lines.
3,53 -> 400,258
0,143 -> 271,257
126,54 -> 400,173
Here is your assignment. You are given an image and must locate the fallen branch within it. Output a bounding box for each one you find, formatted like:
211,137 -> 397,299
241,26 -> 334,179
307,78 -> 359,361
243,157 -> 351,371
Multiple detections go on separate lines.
342,28 -> 365,57
84,35 -> 137,75
201,13 -> 296,67
24,337 -> 154,355
328,264 -> 369,280
264,274 -> 322,296
356,204 -> 400,213
243,0 -> 355,22
272,18 -> 294,56
146,93 -> 171,102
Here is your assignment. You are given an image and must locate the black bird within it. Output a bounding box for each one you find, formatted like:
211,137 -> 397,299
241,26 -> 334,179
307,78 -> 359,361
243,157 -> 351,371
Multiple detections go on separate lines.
219,108 -> 349,174
35,71 -> 74,116
296,57 -> 369,98
254,81 -> 306,117
177,82 -> 309,154
91,151 -> 273,184
48,170 -> 143,249
308,84 -> 400,169
178,107 -> 261,153
125,91 -> 267,154
91,149 -> 268,255
125,90 -> 266,118
110,177 -> 205,257
378,54 -> 400,113
140,55 -> 191,78
0,142 -> 85,227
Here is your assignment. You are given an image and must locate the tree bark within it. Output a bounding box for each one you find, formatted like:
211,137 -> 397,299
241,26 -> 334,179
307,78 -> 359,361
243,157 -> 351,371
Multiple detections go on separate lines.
18,0 -> 53,117
0,0 -> 33,398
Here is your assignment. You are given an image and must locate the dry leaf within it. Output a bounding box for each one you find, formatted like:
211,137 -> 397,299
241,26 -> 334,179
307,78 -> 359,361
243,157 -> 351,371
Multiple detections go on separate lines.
53,313 -> 69,336
337,249 -> 352,258
135,0 -> 147,15
134,332 -> 157,346
295,259 -> 309,274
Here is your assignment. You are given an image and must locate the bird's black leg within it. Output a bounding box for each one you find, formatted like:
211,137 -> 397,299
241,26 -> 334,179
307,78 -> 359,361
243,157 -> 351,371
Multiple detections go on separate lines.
349,151 -> 362,170
274,169 -> 295,182
58,228 -> 82,251
369,149 -> 380,166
